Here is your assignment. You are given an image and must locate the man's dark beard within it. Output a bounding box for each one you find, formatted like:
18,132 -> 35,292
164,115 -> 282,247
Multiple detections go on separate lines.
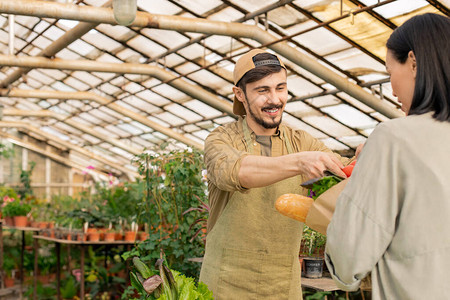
246,97 -> 282,129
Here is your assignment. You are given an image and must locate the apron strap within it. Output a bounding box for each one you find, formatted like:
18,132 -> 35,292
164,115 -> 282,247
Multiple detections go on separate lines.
283,127 -> 294,154
242,118 -> 254,153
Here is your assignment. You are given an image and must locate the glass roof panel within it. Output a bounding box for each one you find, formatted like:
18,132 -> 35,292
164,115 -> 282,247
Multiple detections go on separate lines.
164,103 -> 203,122
183,100 -> 223,118
82,30 -> 122,52
287,75 -> 323,96
126,35 -> 168,57
321,104 -> 378,130
137,0 -> 182,15
320,138 -> 349,151
135,90 -> 170,107
282,114 -> 327,139
141,28 -> 190,49
293,27 -> 352,56
303,115 -> 356,137
373,0 -> 429,18
68,39 -> 96,56
207,6 -> 244,22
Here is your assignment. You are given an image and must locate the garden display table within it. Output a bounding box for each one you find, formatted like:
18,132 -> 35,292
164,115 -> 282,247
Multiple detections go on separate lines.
301,276 -> 339,292
32,235 -> 135,300
0,221 -> 41,297
301,276 -> 341,300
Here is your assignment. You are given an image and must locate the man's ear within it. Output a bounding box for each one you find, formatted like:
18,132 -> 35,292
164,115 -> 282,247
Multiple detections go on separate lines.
233,86 -> 245,103
408,50 -> 417,78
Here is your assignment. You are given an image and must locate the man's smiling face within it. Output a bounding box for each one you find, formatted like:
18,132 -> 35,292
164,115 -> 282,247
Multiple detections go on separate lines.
238,69 -> 288,135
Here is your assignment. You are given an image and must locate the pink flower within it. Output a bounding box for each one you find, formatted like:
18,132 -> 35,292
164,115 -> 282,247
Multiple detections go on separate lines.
86,165 -> 95,170
72,269 -> 82,282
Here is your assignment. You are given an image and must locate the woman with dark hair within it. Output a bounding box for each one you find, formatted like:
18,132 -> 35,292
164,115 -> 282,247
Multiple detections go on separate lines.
325,13 -> 450,299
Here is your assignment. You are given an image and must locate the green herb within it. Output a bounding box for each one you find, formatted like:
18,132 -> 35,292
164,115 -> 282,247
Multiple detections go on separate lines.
311,176 -> 342,200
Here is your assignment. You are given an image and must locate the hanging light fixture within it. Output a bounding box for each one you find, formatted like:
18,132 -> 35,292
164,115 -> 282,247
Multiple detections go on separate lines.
113,0 -> 137,26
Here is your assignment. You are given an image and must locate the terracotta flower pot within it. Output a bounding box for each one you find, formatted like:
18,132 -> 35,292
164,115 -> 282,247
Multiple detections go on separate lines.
104,232 -> 116,242
14,216 -> 28,227
4,276 -> 15,288
139,232 -> 149,241
88,232 -> 100,242
4,216 -> 14,226
77,232 -> 86,242
124,231 -> 136,242
115,232 -> 123,241
98,228 -> 107,240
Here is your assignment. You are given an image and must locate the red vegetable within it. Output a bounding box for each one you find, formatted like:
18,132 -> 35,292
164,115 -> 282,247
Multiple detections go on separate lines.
349,160 -> 357,167
342,165 -> 354,177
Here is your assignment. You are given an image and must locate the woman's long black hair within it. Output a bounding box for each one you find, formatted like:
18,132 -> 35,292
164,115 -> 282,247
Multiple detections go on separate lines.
386,13 -> 450,121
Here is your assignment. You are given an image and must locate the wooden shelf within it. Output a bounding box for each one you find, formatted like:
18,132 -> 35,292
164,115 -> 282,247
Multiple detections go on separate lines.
301,276 -> 340,292
33,235 -> 137,245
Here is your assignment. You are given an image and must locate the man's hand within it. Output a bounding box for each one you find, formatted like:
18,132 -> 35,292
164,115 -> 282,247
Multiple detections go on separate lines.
296,151 -> 346,180
355,143 -> 365,158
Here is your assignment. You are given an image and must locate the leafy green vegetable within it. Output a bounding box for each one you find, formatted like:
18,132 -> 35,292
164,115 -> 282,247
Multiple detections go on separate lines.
311,176 -> 342,200
130,257 -> 214,300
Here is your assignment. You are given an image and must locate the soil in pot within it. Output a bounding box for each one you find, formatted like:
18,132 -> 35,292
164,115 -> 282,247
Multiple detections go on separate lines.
303,257 -> 324,278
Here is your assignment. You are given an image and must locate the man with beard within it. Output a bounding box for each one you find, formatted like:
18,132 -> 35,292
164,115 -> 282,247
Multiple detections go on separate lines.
199,49 -> 351,299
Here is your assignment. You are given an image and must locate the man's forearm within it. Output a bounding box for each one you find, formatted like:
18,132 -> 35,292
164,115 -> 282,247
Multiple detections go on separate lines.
238,151 -> 347,189
239,154 -> 300,188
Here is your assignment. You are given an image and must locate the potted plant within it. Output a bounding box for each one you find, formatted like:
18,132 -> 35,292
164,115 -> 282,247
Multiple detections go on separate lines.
302,225 -> 326,278
2,199 -> 32,227
2,256 -> 16,288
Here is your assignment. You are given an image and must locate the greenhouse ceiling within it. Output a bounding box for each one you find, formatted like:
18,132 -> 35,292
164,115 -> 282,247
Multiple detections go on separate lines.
0,0 -> 448,179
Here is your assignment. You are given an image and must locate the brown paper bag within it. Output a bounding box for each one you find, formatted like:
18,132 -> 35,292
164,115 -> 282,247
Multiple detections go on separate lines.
305,178 -> 372,291
305,179 -> 348,235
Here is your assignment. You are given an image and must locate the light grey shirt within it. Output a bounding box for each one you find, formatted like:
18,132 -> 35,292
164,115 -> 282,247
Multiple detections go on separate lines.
325,113 -> 450,299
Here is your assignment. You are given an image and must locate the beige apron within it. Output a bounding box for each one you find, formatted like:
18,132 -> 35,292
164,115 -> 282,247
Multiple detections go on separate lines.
200,120 -> 305,299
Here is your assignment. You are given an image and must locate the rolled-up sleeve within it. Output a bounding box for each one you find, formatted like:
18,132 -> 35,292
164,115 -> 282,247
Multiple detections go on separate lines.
204,127 -> 250,192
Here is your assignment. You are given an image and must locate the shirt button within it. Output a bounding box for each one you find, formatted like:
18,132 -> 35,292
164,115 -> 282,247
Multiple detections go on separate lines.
253,143 -> 257,146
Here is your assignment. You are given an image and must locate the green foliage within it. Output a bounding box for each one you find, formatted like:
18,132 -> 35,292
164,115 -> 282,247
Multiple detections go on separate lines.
95,180 -> 146,226
18,161 -> 36,199
311,176 -> 342,200
2,251 -> 16,276
0,142 -> 14,158
0,186 -> 18,200
302,225 -> 326,257
130,257 -> 213,300
0,186 -> 18,208
24,281 -> 56,299
60,274 -> 79,299
129,148 -> 208,279
2,199 -> 32,217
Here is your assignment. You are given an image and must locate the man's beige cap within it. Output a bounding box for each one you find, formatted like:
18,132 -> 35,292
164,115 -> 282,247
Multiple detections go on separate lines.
232,49 -> 286,116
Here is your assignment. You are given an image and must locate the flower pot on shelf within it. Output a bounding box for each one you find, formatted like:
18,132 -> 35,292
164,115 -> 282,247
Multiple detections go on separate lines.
4,276 -> 15,288
14,216 -> 28,227
303,257 -> 324,278
77,232 -> 86,242
4,216 -> 14,226
104,232 -> 116,242
115,232 -> 123,241
88,231 -> 100,242
124,231 -> 136,242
